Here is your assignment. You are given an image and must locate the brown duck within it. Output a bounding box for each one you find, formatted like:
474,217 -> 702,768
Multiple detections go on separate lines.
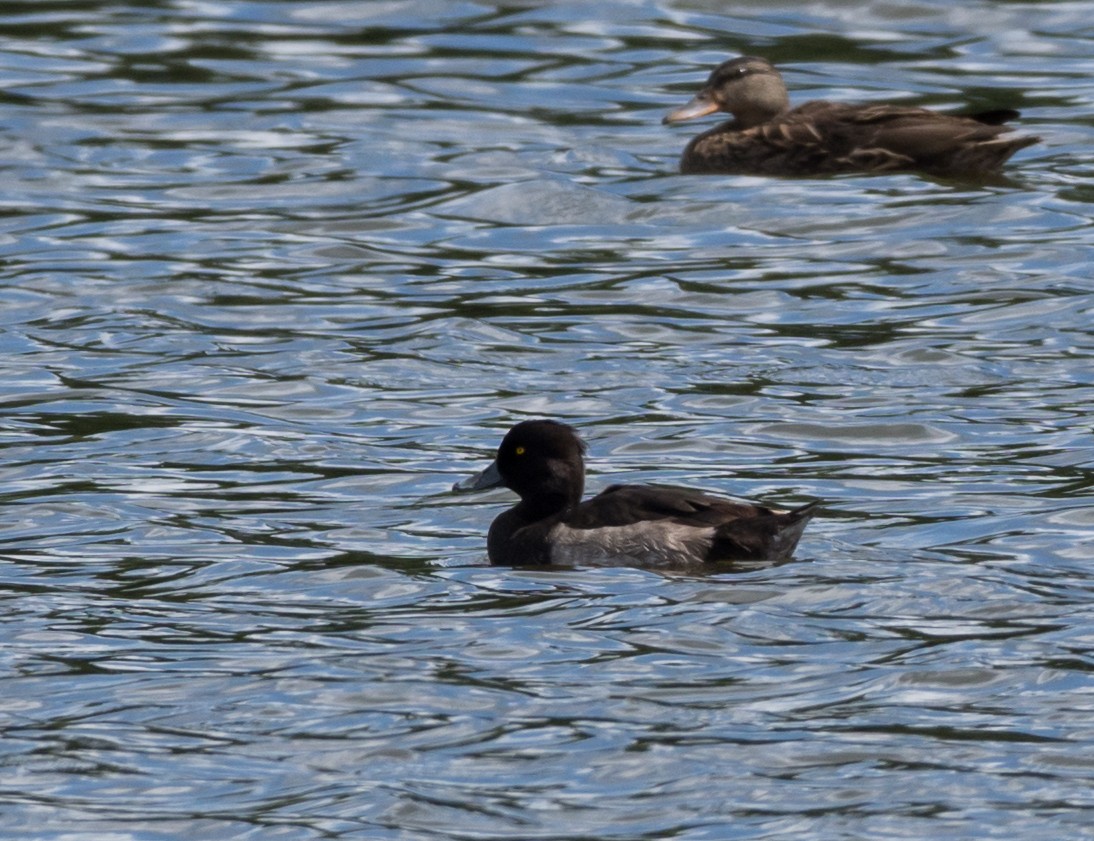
663,56 -> 1039,177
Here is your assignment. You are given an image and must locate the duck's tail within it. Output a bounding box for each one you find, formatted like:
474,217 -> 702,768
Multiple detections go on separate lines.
769,500 -> 821,560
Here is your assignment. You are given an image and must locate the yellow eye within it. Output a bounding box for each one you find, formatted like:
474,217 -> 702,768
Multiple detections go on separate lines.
515,446 -> 525,456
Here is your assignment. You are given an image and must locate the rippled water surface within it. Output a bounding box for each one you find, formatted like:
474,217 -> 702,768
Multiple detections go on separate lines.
1,0 -> 1093,838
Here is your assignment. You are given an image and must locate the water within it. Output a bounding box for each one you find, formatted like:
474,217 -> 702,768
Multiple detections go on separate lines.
1,0 -> 1092,838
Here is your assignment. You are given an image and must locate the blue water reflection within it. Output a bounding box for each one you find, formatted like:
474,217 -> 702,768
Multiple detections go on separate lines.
0,0 -> 1092,838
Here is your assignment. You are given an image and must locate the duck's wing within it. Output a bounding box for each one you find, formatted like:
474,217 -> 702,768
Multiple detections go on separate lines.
966,109 -> 1021,126
571,483 -> 780,528
681,100 -> 1036,175
793,102 -> 1038,173
550,485 -> 818,564
681,103 -> 912,174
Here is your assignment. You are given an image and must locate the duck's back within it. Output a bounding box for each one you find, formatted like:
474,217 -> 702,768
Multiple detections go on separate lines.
544,484 -> 816,566
681,101 -> 1038,176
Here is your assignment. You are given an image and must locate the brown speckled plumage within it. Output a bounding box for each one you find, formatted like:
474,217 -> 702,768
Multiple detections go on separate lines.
663,56 -> 1039,177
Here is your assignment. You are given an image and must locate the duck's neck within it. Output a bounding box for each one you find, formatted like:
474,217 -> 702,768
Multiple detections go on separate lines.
733,110 -> 768,129
731,78 -> 790,128
734,101 -> 788,129
517,488 -> 579,521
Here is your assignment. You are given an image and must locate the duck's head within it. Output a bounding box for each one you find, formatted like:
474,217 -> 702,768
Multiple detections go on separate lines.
663,56 -> 790,129
454,420 -> 586,514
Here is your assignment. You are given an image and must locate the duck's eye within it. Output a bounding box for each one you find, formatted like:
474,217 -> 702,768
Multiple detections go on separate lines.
515,446 -> 526,456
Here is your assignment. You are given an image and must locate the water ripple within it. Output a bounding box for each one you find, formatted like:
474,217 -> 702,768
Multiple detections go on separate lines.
1,0 -> 1093,838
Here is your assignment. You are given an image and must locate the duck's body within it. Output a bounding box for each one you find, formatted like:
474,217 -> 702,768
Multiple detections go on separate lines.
455,419 -> 817,567
663,56 -> 1039,177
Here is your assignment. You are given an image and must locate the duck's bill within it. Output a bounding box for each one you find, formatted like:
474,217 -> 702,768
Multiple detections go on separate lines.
662,92 -> 719,124
453,460 -> 503,492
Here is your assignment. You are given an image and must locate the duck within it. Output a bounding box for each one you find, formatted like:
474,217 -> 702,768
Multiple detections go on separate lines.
454,419 -> 818,567
662,55 -> 1039,177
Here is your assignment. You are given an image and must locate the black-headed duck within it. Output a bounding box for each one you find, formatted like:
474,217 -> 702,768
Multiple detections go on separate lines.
663,56 -> 1039,177
454,419 -> 818,567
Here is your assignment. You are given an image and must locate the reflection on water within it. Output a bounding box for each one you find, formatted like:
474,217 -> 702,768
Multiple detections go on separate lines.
1,0 -> 1092,839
